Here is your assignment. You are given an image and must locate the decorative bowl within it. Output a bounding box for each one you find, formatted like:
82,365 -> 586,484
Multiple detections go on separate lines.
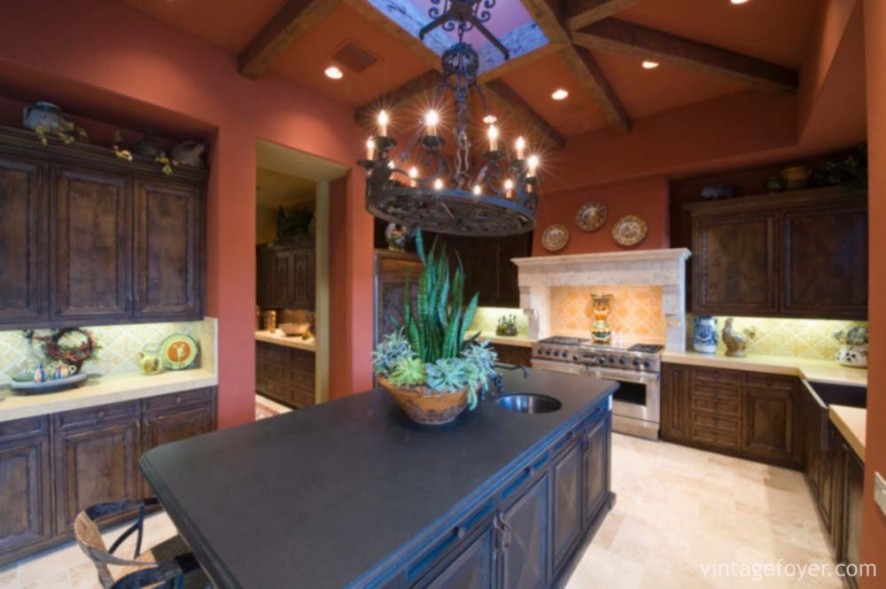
279,323 -> 310,337
378,377 -> 468,425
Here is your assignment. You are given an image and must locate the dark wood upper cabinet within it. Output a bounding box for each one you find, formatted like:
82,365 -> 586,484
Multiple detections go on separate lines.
0,155 -> 47,326
52,167 -> 131,322
0,127 -> 207,329
373,250 -> 423,346
134,180 -> 203,319
687,187 -> 867,319
256,242 -> 315,311
783,203 -> 867,318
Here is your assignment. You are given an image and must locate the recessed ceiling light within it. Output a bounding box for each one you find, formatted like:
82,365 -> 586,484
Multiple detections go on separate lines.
551,89 -> 569,101
324,66 -> 343,80
642,60 -> 660,69
730,0 -> 749,4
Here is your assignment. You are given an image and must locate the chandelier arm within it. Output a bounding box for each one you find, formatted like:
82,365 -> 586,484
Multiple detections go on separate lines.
465,16 -> 509,59
419,14 -> 454,40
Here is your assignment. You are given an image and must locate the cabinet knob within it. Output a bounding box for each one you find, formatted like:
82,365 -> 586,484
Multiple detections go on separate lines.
455,526 -> 466,540
97,410 -> 106,419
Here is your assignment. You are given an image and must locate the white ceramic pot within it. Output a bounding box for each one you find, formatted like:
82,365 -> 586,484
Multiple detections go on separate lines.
837,345 -> 868,368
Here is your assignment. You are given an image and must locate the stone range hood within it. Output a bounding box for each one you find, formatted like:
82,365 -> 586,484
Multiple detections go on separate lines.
513,249 -> 692,352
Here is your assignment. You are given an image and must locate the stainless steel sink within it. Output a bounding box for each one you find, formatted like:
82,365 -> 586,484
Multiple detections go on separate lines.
496,393 -> 562,414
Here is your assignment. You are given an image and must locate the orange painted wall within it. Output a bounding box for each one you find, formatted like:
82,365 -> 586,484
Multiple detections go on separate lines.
861,1 -> 886,584
0,0 -> 375,426
533,176 -> 669,256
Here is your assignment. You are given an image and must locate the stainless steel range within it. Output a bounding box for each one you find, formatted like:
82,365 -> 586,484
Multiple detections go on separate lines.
531,336 -> 663,439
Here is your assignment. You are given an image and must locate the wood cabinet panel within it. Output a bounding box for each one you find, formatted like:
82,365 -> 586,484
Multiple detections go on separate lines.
692,213 -> 778,316
373,251 -> 423,346
52,166 -> 131,322
501,474 -> 549,589
783,205 -> 867,319
841,444 -> 864,589
552,443 -> 581,572
661,363 -> 691,442
53,409 -> 141,532
421,526 -> 496,589
583,410 -> 611,525
0,155 -> 46,325
493,344 -> 532,368
741,386 -> 797,463
0,418 -> 52,559
257,243 -> 315,311
256,342 -> 316,409
134,180 -> 203,319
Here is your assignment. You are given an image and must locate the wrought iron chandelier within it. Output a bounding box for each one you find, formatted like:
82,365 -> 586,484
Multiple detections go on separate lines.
358,0 -> 540,236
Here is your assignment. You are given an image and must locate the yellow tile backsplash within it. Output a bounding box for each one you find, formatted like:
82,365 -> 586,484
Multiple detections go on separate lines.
688,316 -> 868,361
0,319 -> 215,385
550,286 -> 666,344
470,307 -> 530,337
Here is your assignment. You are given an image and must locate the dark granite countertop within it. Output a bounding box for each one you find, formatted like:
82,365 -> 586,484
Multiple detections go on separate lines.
140,368 -> 616,588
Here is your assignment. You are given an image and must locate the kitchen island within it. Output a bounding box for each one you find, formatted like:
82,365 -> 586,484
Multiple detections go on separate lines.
141,368 -> 617,588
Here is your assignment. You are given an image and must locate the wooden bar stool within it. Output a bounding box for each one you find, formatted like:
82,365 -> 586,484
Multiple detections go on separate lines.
74,497 -> 210,588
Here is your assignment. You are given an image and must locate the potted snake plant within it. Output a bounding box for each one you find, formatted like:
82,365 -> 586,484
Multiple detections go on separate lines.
372,231 -> 498,425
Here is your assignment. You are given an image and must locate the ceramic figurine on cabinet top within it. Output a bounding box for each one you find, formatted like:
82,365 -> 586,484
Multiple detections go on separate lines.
22,101 -> 89,145
722,318 -> 756,357
171,140 -> 207,167
834,326 -> 868,368
132,129 -> 163,158
385,223 -> 413,252
693,316 -> 718,354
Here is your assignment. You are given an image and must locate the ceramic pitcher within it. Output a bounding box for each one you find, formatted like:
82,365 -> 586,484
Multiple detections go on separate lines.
693,316 -> 718,354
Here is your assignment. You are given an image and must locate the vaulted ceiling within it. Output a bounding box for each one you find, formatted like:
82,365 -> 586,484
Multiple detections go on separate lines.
120,0 -> 820,149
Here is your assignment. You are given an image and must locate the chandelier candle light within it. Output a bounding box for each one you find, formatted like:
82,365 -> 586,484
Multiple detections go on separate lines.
358,0 -> 541,236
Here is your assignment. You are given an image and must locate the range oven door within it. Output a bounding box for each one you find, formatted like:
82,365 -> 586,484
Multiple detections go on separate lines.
531,358 -> 584,375
590,367 -> 661,439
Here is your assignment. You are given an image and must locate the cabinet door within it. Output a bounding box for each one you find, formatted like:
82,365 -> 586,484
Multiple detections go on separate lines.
52,166 -> 131,322
291,250 -> 314,309
501,473 -> 549,589
583,410 -> 611,526
552,443 -> 581,573
493,345 -> 532,367
421,525 -> 496,589
0,418 -> 52,560
271,251 -> 293,308
692,213 -> 778,316
374,252 -> 423,346
741,386 -> 797,465
134,180 -> 203,319
783,206 -> 867,319
496,234 -> 531,307
54,409 -> 141,532
446,236 -> 498,307
0,155 -> 47,326
841,445 -> 864,589
661,364 -> 691,442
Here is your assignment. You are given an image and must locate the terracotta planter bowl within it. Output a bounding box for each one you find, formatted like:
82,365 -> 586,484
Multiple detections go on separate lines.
378,377 -> 469,425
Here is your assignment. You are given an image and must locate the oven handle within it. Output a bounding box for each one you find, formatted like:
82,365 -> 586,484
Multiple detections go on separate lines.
588,367 -> 660,385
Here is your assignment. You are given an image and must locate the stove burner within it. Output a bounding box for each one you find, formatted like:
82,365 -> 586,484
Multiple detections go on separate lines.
628,343 -> 664,354
539,336 -> 589,346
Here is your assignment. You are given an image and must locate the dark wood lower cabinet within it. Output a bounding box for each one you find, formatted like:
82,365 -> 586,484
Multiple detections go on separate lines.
53,403 -> 142,533
492,344 -> 532,368
256,341 -> 316,409
0,417 -> 52,562
660,363 -> 802,468
840,441 -> 864,589
377,399 -> 613,589
0,387 -> 216,566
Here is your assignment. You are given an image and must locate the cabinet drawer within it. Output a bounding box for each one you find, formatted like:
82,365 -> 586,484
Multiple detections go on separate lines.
261,378 -> 292,402
258,343 -> 290,366
56,401 -> 140,430
142,388 -> 211,413
744,373 -> 795,390
0,416 -> 49,442
693,368 -> 741,386
692,384 -> 741,403
692,426 -> 740,448
692,412 -> 740,434
260,362 -> 291,382
691,394 -> 742,417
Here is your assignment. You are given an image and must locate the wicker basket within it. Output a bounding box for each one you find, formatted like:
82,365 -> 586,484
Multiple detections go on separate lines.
378,377 -> 469,425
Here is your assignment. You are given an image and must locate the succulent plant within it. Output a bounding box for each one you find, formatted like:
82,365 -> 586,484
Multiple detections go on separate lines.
389,357 -> 427,388
426,358 -> 470,394
371,329 -> 414,379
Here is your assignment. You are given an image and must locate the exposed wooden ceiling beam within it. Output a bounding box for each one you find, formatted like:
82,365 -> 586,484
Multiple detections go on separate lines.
520,0 -> 631,132
483,80 -> 566,149
354,70 -> 441,126
566,0 -> 638,32
239,0 -> 341,79
572,18 -> 799,93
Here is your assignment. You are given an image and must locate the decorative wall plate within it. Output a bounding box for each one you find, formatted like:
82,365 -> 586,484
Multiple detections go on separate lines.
541,224 -> 569,252
611,215 -> 648,247
159,334 -> 200,370
575,201 -> 607,232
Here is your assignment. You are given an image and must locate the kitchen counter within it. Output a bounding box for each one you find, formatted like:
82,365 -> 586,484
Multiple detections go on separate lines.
0,369 -> 218,423
830,405 -> 866,462
662,351 -> 867,387
141,369 -> 617,588
255,330 -> 317,352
